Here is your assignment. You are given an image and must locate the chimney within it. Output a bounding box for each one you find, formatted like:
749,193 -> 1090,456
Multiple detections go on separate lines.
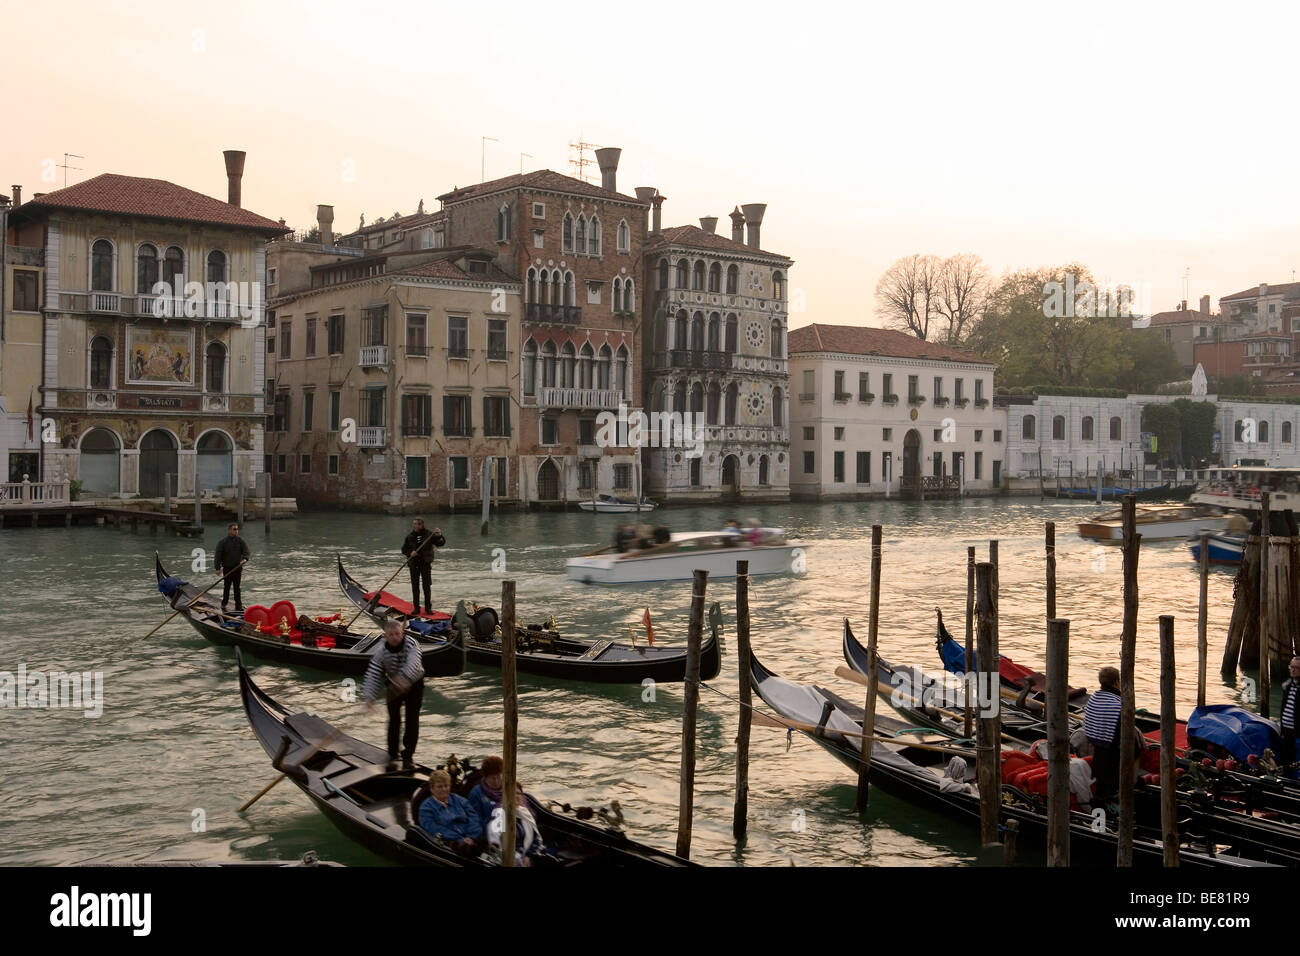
1200,294 -> 1210,316
1260,283 -> 1268,298
11,185 -> 21,207
741,203 -> 766,249
223,150 -> 246,207
699,216 -> 718,234
316,204 -> 334,246
730,206 -> 745,243
594,147 -> 621,193
1180,300 -> 1187,311
651,191 -> 665,235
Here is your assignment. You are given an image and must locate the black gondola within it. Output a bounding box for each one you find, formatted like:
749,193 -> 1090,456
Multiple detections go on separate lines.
1053,483 -> 1196,502
156,556 -> 465,677
236,650 -> 693,867
748,646 -> 1275,867
337,556 -> 722,684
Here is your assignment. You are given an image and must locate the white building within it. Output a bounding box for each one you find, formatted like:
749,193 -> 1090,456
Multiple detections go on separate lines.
788,324 -> 1004,499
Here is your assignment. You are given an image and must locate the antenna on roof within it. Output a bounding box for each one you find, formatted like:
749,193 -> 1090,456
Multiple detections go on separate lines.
59,153 -> 84,188
520,153 -> 532,174
481,136 -> 499,184
1181,266 -> 1190,309
568,137 -> 598,183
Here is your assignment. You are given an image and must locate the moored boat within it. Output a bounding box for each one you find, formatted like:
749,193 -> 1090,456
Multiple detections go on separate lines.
1190,466 -> 1300,517
236,650 -> 693,867
1188,532 -> 1246,566
578,494 -> 658,513
565,527 -> 807,584
1077,503 -> 1230,543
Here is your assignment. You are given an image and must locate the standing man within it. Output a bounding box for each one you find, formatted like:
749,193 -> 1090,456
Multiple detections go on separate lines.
214,522 -> 249,613
1083,665 -> 1123,804
402,518 -> 445,616
363,619 -> 426,769
1279,657 -> 1300,768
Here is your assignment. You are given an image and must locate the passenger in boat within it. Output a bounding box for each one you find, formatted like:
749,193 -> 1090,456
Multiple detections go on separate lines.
468,755 -> 504,824
1083,666 -> 1123,803
214,523 -> 250,613
615,524 -> 637,553
636,524 -> 655,548
939,756 -> 974,794
486,781 -> 545,866
363,619 -> 426,769
653,525 -> 671,544
402,518 -> 445,616
1279,657 -> 1300,768
743,518 -> 763,545
418,769 -> 481,852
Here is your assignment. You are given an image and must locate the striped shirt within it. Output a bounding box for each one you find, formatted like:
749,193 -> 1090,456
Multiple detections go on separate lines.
362,635 -> 425,702
1083,689 -> 1122,746
1282,680 -> 1300,731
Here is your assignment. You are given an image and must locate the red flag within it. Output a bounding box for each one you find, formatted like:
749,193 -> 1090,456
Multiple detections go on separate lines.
26,391 -> 33,442
642,607 -> 654,645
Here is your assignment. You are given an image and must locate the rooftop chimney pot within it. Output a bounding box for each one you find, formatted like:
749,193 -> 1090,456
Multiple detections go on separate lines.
730,206 -> 745,243
223,150 -> 247,207
699,216 -> 718,234
316,204 -> 335,246
740,203 -> 767,249
594,147 -> 621,193
650,191 -> 665,235
11,185 -> 21,207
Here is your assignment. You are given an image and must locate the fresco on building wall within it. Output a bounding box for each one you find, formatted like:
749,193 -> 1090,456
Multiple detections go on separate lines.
126,328 -> 193,385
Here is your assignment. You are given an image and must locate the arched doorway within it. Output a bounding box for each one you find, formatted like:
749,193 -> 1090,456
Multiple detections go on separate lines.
140,429 -> 178,497
758,455 -> 769,486
536,459 -> 560,501
903,429 -> 921,497
197,431 -> 233,490
721,454 -> 739,495
80,428 -> 121,495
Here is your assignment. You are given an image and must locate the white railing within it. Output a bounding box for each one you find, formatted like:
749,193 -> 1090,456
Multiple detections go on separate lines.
538,386 -> 623,409
360,345 -> 389,367
90,292 -> 120,312
1,478 -> 71,507
358,426 -> 386,447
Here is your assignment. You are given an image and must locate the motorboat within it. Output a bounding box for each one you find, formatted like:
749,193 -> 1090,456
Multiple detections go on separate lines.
1076,503 -> 1230,543
577,494 -> 657,513
565,527 -> 808,584
1188,532 -> 1246,566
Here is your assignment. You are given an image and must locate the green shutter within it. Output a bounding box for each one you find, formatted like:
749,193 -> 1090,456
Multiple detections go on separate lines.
422,396 -> 432,436
483,396 -> 490,436
465,396 -> 473,436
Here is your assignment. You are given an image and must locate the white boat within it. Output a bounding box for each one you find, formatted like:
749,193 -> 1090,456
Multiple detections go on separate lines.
577,494 -> 657,513
1077,503 -> 1231,544
1190,466 -> 1300,516
565,528 -> 808,584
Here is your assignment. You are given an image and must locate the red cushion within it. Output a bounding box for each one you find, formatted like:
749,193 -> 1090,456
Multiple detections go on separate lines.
243,605 -> 271,627
268,600 -> 297,628
363,590 -> 451,621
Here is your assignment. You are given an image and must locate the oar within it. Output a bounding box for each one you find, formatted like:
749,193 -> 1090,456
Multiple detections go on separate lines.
239,729 -> 342,812
834,666 -> 1024,744
145,560 -> 245,639
749,708 -> 976,757
346,534 -> 438,629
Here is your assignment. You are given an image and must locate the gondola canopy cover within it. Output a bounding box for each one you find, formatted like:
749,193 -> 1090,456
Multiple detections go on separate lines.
1186,705 -> 1282,762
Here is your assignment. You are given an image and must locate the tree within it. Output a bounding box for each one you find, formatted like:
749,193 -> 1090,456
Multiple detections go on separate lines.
1174,398 -> 1217,465
875,254 -> 941,340
934,253 -> 991,346
1117,331 -> 1184,393
1141,404 -> 1182,468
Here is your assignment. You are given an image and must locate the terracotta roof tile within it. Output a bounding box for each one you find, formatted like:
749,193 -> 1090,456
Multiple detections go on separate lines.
651,224 -> 789,260
788,323 -> 993,365
1221,282 -> 1300,302
437,170 -> 643,206
16,173 -> 288,235
1146,310 -> 1225,326
394,258 -> 513,283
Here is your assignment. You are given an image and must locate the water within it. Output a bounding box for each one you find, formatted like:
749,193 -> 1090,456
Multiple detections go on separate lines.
0,498 -> 1251,866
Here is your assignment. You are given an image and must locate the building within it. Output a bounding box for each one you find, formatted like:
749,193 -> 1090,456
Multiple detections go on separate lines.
642,204 -> 793,501
4,153 -> 288,496
437,151 -> 648,505
1144,296 -> 1237,373
2,185 -> 44,483
1219,281 -> 1300,334
264,220 -> 522,510
788,324 -> 1003,499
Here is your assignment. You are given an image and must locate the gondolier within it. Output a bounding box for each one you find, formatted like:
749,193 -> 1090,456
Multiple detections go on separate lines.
1083,666 -> 1123,803
363,619 -> 426,769
402,518 -> 445,616
1280,657 -> 1300,768
214,523 -> 250,612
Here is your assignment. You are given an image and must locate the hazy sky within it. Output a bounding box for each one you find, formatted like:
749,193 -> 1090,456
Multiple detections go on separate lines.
6,0 -> 1298,325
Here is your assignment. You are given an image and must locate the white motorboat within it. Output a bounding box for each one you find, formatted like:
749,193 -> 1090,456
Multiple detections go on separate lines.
577,494 -> 658,513
1190,466 -> 1300,516
1077,503 -> 1231,543
565,528 -> 808,584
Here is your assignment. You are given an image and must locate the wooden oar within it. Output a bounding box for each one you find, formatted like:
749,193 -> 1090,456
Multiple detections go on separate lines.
239,729 -> 342,812
749,708 -> 976,757
346,534 -> 438,629
834,666 -> 1024,744
145,560 -> 245,639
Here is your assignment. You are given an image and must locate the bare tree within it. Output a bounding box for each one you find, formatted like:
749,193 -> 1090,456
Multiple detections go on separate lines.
934,253 -> 990,346
875,254 -> 941,339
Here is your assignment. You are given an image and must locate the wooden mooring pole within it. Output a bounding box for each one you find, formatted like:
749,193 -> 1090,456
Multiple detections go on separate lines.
264,471 -> 271,535
965,545 -> 975,740
989,539 -> 999,664
855,525 -> 883,812
1117,495 -> 1140,867
1159,614 -> 1180,867
1046,617 -> 1070,867
501,579 -> 518,867
676,568 -> 708,859
1260,492 -> 1272,717
975,562 -> 1001,848
733,559 -> 752,841
1045,521 -> 1056,620
1197,531 -> 1209,708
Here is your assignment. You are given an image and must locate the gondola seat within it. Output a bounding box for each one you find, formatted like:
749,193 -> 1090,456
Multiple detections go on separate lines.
243,605 -> 272,627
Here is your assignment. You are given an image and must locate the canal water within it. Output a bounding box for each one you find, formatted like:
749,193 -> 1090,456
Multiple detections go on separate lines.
0,498 -> 1254,867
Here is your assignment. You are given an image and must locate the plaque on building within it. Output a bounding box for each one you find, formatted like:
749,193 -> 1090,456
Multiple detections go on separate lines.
137,396 -> 183,409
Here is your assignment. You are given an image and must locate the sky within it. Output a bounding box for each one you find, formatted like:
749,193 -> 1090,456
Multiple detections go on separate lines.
5,0 -> 1298,326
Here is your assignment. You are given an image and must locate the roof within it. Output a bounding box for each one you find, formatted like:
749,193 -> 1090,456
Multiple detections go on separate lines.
1222,282 -> 1300,302
393,258 -> 514,283
1146,309 -> 1223,327
437,170 -> 644,206
13,173 -> 288,236
651,224 -> 789,261
788,323 -> 993,365
340,209 -> 443,239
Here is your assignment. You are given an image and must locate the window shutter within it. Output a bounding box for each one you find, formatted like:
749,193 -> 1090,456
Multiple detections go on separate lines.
401,396 -> 410,435
483,396 -> 490,436
465,396 -> 473,436
422,396 -> 432,436
504,400 -> 512,437
442,395 -> 451,436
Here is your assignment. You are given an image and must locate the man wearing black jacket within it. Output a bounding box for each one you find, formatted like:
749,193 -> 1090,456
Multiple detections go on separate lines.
402,518 -> 444,615
214,523 -> 250,612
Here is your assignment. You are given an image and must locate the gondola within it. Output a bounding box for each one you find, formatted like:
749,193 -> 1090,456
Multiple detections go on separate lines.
337,556 -> 722,684
1054,483 -> 1196,503
156,556 -> 465,677
236,650 -> 693,867
748,647 -> 1276,867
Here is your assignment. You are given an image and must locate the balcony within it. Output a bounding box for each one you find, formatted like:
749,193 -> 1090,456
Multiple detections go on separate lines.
58,290 -> 258,322
833,391 -> 852,403
578,444 -> 603,458
526,303 -> 581,325
538,386 -> 624,410
360,345 -> 389,368
358,426 -> 386,448
652,349 -> 735,370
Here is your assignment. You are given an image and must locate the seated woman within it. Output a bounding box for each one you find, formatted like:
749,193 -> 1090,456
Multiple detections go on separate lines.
468,756 -> 504,826
485,781 -> 545,866
418,769 -> 481,853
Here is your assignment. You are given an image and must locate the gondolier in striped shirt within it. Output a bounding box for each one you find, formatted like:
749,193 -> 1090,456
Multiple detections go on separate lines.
1280,657 -> 1300,768
363,619 -> 426,769
1083,666 -> 1124,803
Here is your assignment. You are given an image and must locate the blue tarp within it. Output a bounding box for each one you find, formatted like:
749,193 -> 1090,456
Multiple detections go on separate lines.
1186,704 -> 1283,762
158,576 -> 187,597
407,617 -> 450,636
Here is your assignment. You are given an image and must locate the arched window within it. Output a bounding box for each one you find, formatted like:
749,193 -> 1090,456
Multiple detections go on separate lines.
541,342 -> 557,388
706,383 -> 721,425
624,278 -> 634,312
90,335 -> 114,389
674,310 -> 689,350
772,387 -> 783,427
597,344 -> 612,389
708,263 -> 721,293
136,243 -> 158,293
205,341 -> 227,393
578,342 -> 594,389
526,267 -> 537,304
690,382 -> 704,415
673,381 -> 687,414
612,277 -> 623,312
726,264 -> 739,295
589,216 -> 601,255
1260,420 -> 1270,442
563,213 -> 574,253
773,271 -> 785,301
575,216 -> 586,255
618,220 -> 630,253
724,383 -> 738,426
1023,415 -> 1037,440
163,246 -> 184,290
707,313 -> 721,352
207,251 -> 228,315
657,258 -> 669,290
759,455 -> 770,485
692,261 -> 705,291
1110,416 -> 1122,440
1081,416 -> 1094,441
675,259 -> 688,289
522,339 -> 537,395
92,239 -> 115,291
497,203 -> 512,241
1285,421 -> 1294,444
1052,415 -> 1066,440
691,312 -> 705,352
725,314 -> 738,353
559,342 -> 576,389
770,321 -> 782,358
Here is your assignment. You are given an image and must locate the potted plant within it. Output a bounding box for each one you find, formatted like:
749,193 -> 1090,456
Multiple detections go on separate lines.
883,393 -> 899,405
859,392 -> 875,404
69,479 -> 82,501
